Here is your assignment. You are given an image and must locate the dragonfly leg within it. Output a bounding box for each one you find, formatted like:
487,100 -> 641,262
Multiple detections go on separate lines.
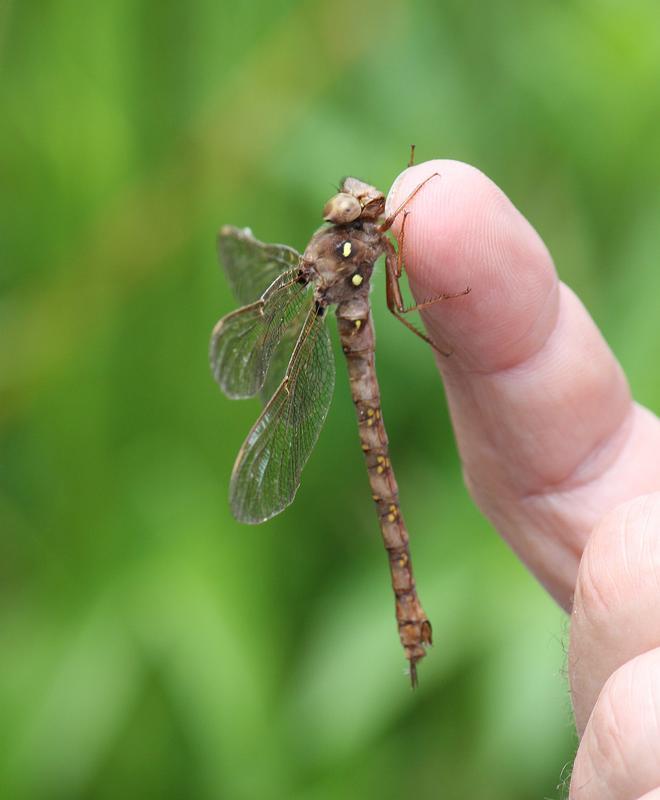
401,287 -> 471,314
396,211 -> 470,314
395,209 -> 470,310
390,206 -> 469,325
385,238 -> 465,357
379,172 -> 440,233
408,144 -> 416,168
394,210 -> 409,279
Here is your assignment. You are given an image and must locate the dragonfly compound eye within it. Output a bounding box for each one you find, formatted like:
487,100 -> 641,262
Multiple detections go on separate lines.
323,192 -> 361,224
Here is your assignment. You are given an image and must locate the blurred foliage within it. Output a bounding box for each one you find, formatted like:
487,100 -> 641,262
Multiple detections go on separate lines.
2,0 -> 660,798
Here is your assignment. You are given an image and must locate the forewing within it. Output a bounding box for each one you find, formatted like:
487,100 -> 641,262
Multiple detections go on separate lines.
218,225 -> 302,306
230,307 -> 335,524
210,270 -> 311,399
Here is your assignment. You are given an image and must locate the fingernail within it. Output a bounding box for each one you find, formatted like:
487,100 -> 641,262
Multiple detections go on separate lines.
385,167 -> 413,218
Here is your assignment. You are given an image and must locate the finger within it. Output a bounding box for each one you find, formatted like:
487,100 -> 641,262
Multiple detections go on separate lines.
569,647 -> 660,800
386,161 -> 660,607
570,493 -> 660,734
386,160 -> 559,372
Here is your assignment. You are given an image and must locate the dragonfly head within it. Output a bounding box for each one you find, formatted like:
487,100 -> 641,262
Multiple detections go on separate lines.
322,192 -> 361,224
323,177 -> 385,224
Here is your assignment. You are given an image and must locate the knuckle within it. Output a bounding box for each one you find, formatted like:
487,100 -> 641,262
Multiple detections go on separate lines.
574,650 -> 660,795
586,664 -> 636,777
575,493 -> 660,625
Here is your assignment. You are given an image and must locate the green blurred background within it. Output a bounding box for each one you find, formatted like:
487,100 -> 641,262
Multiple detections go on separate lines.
2,1 -> 660,798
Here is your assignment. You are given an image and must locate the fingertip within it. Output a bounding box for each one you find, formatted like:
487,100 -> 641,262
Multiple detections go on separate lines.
385,159 -> 559,371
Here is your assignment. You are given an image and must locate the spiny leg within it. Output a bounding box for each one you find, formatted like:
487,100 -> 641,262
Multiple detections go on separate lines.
382,172 -> 471,355
384,236 -> 469,357
391,308 -> 451,357
395,210 -> 409,279
379,172 -> 440,233
394,211 -> 470,312
401,287 -> 472,315
385,252 -> 450,355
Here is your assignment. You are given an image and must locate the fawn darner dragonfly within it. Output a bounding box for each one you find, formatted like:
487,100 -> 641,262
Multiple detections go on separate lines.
210,172 -> 469,686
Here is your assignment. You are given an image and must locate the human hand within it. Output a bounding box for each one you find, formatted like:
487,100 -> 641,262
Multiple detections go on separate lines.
386,160 -> 660,799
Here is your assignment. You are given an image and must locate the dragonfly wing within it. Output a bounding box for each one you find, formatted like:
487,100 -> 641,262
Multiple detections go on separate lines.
218,225 -> 302,306
210,270 -> 310,399
259,301 -> 309,404
230,306 -> 335,524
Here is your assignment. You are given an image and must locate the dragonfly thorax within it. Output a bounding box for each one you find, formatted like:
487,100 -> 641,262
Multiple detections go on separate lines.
302,220 -> 385,307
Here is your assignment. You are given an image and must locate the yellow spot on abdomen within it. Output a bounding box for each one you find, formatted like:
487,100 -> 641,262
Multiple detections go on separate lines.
342,241 -> 352,258
351,274 -> 363,286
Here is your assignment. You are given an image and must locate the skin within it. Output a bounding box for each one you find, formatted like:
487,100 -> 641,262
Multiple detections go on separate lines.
386,160 -> 660,799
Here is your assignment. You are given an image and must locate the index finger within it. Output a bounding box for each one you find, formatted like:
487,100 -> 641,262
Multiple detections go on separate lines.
387,160 -> 659,607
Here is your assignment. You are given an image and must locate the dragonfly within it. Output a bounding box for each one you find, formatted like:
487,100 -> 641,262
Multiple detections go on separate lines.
210,168 -> 469,686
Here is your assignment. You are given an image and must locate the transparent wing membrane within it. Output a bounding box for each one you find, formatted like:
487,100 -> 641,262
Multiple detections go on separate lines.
229,307 -> 335,523
218,225 -> 302,306
210,269 -> 310,399
259,302 -> 309,404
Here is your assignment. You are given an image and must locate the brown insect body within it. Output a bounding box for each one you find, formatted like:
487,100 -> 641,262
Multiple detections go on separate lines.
302,179 -> 432,684
210,171 -> 457,686
301,220 -> 382,305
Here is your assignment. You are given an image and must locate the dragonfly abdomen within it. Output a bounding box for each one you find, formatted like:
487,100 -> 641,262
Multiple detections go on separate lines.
336,298 -> 432,687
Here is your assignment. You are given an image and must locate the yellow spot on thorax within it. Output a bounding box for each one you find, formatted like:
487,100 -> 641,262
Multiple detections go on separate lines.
354,319 -> 362,329
342,241 -> 352,258
351,274 -> 363,286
